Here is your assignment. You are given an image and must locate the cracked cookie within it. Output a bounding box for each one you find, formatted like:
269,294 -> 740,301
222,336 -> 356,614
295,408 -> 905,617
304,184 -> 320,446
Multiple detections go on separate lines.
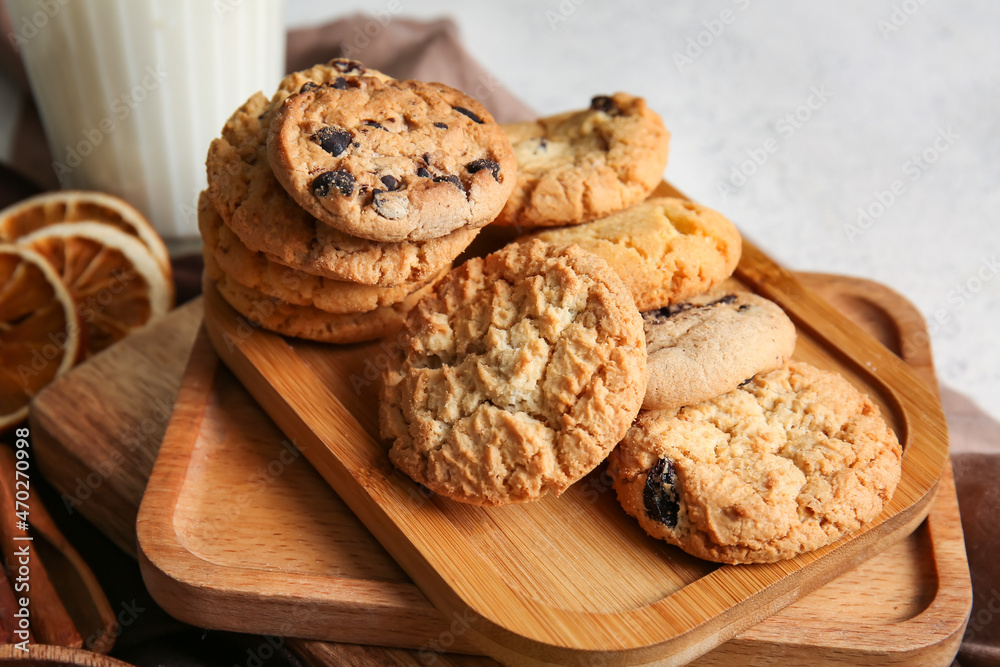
268,77 -> 516,242
522,197 -> 741,310
496,93 -> 670,229
206,90 -> 478,286
642,288 -> 796,409
609,362 -> 902,563
380,239 -> 647,505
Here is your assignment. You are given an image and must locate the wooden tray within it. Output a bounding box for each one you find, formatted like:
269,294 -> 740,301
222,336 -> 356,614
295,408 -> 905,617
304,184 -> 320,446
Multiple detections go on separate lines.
192,203 -> 953,665
135,274 -> 969,666
146,178 -> 953,665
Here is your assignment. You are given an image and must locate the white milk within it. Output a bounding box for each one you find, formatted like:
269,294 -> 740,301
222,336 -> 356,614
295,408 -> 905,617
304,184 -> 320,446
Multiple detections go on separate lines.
6,0 -> 285,239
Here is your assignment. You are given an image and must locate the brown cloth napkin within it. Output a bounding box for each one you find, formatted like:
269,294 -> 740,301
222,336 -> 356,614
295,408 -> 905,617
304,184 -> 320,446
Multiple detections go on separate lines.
1,11 -> 998,667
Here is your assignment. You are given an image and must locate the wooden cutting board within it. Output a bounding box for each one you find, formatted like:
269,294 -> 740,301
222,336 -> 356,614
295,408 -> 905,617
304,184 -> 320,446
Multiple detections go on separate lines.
181,183 -> 954,665
34,273 -> 970,666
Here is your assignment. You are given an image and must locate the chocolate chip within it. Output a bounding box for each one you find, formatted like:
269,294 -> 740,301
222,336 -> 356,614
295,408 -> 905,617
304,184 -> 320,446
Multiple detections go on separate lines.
380,175 -> 399,190
737,303 -> 751,312
538,138 -> 548,151
372,189 -> 408,219
738,377 -> 754,387
590,95 -> 617,113
452,106 -> 483,124
311,170 -> 354,197
707,294 -> 738,307
311,127 -> 352,157
330,59 -> 365,74
433,174 -> 463,189
332,77 -> 348,90
647,303 -> 694,320
466,159 -> 500,182
416,167 -> 432,178
434,122 -> 448,129
363,120 -> 386,130
643,458 -> 679,528
299,82 -> 317,94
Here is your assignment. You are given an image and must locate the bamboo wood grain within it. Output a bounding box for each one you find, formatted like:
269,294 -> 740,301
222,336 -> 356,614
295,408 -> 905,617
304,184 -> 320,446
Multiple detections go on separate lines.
36,272 -> 969,666
194,204 -> 954,665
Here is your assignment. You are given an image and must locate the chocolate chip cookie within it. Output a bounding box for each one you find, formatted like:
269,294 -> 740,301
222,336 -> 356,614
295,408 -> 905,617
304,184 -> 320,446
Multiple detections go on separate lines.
204,252 -> 439,344
522,197 -> 741,310
268,77 -> 516,242
642,288 -> 796,409
198,191 -> 442,314
496,93 -> 670,229
206,91 -> 478,286
380,239 -> 647,505
609,362 -> 902,564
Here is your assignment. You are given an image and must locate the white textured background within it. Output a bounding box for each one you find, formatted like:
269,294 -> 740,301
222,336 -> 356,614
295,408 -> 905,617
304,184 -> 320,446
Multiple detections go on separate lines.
3,1 -> 998,421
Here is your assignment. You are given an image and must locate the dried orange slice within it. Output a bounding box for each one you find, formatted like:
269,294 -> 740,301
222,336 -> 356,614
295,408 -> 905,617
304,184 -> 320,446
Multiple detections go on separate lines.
0,190 -> 171,277
18,223 -> 173,355
0,245 -> 82,430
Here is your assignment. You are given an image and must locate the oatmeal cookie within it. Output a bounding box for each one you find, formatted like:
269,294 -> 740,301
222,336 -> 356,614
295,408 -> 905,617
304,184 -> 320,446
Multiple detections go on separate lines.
380,239 -> 647,505
609,362 -> 902,563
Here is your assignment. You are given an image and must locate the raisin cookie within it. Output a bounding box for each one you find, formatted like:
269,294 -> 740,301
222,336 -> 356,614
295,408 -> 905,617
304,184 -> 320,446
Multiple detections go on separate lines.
642,288 -> 796,409
206,91 -> 478,286
380,239 -> 647,505
522,197 -> 741,310
268,78 -> 516,242
609,362 -> 902,564
198,192 -> 442,314
496,93 -> 670,229
204,253 -> 439,344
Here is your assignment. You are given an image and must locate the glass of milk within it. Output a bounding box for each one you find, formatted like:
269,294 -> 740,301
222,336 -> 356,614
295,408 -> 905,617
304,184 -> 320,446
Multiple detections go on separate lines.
6,0 -> 285,239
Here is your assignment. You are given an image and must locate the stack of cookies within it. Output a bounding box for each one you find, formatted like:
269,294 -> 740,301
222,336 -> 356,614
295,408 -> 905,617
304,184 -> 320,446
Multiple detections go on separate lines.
200,59 -> 516,343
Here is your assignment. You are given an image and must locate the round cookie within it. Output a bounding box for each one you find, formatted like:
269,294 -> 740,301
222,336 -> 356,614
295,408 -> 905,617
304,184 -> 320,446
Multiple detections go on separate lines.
268,77 -> 516,242
609,362 -> 902,564
204,253 -> 439,344
197,191 -> 441,314
642,288 -> 797,410
206,90 -> 478,286
522,197 -> 741,310
380,239 -> 647,506
495,93 -> 670,229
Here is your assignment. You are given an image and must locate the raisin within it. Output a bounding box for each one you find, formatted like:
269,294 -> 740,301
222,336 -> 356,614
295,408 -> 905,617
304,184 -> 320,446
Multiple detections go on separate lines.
363,120 -> 386,130
416,167 -> 432,178
590,95 -> 617,114
738,377 -> 754,387
332,77 -> 348,90
311,170 -> 354,197
299,82 -> 317,94
452,106 -> 483,124
311,127 -> 352,157
433,174 -> 463,189
434,122 -> 448,129
380,174 -> 399,190
466,159 -> 501,182
647,303 -> 694,320
643,459 -> 680,528
737,304 -> 751,312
